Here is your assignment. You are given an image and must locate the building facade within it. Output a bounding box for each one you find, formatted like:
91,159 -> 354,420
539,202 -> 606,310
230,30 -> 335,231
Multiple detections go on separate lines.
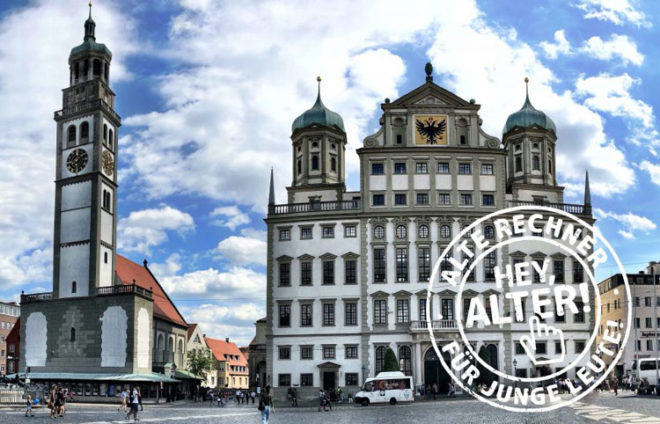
0,302 -> 20,376
597,261 -> 660,378
206,337 -> 249,389
265,66 -> 595,399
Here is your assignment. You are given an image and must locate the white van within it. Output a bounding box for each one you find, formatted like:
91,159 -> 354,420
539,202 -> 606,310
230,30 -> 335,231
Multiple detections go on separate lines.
354,371 -> 414,406
637,358 -> 659,387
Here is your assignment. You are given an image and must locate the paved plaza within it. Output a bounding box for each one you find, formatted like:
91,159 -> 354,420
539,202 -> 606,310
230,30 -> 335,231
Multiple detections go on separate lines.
0,392 -> 658,424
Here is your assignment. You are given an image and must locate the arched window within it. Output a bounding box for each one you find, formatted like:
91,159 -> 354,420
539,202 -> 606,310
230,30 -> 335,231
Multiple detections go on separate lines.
484,225 -> 495,239
374,226 -> 385,240
457,118 -> 468,145
533,155 -> 540,171
297,159 -> 302,175
548,159 -> 553,174
67,125 -> 76,147
70,327 -> 76,342
515,155 -> 522,172
395,225 -> 407,239
83,59 -> 89,76
440,225 -> 451,239
398,346 -> 412,376
331,157 -> 337,172
177,339 -> 184,353
157,334 -> 164,351
93,59 -> 102,76
375,346 -> 386,374
80,121 -> 89,141
74,62 -> 80,80
103,124 -> 108,142
441,251 -> 453,272
104,62 -> 109,81
418,224 -> 429,239
168,337 -> 174,352
71,281 -> 77,294
108,129 -> 114,148
104,252 -> 108,264
311,155 -> 319,171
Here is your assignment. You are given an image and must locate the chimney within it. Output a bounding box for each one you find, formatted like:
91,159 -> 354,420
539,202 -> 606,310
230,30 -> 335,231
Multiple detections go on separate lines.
143,259 -> 148,267
225,337 -> 229,343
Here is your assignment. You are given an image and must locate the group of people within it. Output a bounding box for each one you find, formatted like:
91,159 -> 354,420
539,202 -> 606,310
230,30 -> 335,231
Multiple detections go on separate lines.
317,388 -> 335,412
420,382 -> 455,400
117,386 -> 142,422
206,388 -> 257,407
45,385 -> 70,419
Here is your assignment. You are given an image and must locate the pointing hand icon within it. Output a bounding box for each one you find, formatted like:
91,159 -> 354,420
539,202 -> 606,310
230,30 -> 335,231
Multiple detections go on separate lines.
519,316 -> 566,366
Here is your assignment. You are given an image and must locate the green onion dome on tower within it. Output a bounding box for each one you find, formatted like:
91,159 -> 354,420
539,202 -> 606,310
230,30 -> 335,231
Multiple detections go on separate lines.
503,78 -> 555,135
292,77 -> 345,133
70,2 -> 112,59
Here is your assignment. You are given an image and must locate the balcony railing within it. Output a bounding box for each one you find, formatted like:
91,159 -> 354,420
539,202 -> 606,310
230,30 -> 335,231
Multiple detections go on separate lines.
54,98 -> 120,123
97,283 -> 153,299
269,199 -> 361,215
410,320 -> 457,332
20,292 -> 53,304
507,200 -> 590,215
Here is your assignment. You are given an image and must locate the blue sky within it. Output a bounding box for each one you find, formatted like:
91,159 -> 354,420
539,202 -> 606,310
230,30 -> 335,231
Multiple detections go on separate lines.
0,0 -> 658,345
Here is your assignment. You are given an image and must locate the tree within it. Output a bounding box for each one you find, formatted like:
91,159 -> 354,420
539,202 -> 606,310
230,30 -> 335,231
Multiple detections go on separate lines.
382,348 -> 400,372
187,348 -> 214,380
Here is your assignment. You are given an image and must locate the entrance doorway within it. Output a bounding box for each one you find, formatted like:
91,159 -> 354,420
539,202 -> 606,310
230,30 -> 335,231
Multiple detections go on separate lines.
424,348 -> 451,394
323,371 -> 336,391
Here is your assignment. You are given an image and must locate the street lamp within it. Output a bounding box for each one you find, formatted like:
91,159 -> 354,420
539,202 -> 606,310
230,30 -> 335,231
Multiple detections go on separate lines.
513,359 -> 518,389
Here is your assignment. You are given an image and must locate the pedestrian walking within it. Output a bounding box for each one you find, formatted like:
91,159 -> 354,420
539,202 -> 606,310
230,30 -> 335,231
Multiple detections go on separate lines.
432,383 -> 438,400
137,386 -> 143,411
251,390 -> 256,404
292,388 -> 298,407
448,381 -> 456,397
259,385 -> 274,424
126,386 -> 139,422
317,389 -> 324,412
613,378 -> 619,396
25,394 -> 34,417
119,388 -> 127,412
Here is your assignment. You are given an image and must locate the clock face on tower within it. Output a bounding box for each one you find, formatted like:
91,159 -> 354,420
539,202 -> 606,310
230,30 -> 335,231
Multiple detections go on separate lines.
101,150 -> 114,176
66,148 -> 88,173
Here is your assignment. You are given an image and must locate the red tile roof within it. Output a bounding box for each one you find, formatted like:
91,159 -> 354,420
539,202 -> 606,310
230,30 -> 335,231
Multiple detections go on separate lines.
205,337 -> 248,373
187,323 -> 198,340
115,254 -> 188,328
6,318 -> 19,345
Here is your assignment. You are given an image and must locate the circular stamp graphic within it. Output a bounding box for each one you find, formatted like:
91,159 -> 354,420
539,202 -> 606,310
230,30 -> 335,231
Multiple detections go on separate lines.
426,205 -> 631,413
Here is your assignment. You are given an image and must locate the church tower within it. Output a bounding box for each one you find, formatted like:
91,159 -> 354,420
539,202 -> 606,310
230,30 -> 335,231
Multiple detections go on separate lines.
287,77 -> 347,203
52,3 -> 120,298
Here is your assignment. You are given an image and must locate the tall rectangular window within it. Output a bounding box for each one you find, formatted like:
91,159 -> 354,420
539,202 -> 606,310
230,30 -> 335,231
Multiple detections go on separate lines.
278,346 -> 291,360
484,252 -> 496,281
371,163 -> 384,175
458,163 -> 472,174
278,228 -> 290,241
394,162 -> 407,174
323,260 -> 335,285
345,260 -> 357,284
482,194 -> 494,206
278,304 -> 290,327
441,298 -> 455,321
574,301 -> 585,323
300,227 -> 313,240
396,299 -> 410,323
300,304 -> 312,327
396,248 -> 408,282
344,225 -> 357,238
300,261 -> 312,286
301,374 -> 313,386
415,162 -> 428,174
300,346 -> 313,360
279,262 -> 290,286
394,194 -> 407,205
438,193 -> 451,205
419,298 -> 427,322
416,192 -> 429,205
437,162 -> 450,174
345,346 -> 358,359
372,194 -> 385,206
573,261 -> 584,283
322,303 -> 335,326
554,260 -> 564,283
345,302 -> 357,326
322,226 -> 335,238
481,163 -> 494,175
374,248 -> 386,283
278,374 -> 291,387
374,299 -> 387,325
418,247 -> 430,282
323,346 -> 336,359
460,193 -> 472,205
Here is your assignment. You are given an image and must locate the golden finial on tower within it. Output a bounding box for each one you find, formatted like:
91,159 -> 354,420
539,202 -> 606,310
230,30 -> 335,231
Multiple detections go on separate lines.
88,0 -> 92,18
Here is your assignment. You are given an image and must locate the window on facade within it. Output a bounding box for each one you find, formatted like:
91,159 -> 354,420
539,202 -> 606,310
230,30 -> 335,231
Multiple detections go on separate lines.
415,162 -> 428,174
71,280 -> 77,294
301,373 -> 313,386
278,374 -> 291,387
394,194 -> 407,205
416,192 -> 429,205
300,227 -> 313,239
646,340 -> 653,351
375,346 -> 386,374
645,297 -> 652,307
374,226 -> 385,239
300,304 -> 312,327
574,301 -> 585,323
396,134 -> 403,144
322,260 -> 335,285
372,194 -> 385,206
398,346 -> 412,376
440,225 -> 451,238
482,194 -> 494,206
460,193 -> 472,205
481,163 -> 494,175
323,346 -> 335,359
441,298 -> 455,321
515,342 -> 525,355
395,225 -> 407,239
345,302 -> 357,326
279,304 -> 291,327
396,299 -> 410,323
279,228 -> 290,241
278,262 -> 290,286
533,155 -> 540,170
345,260 -> 357,285
441,252 -> 452,272
300,261 -> 312,286
418,247 -> 430,282
394,162 -> 407,174
396,248 -> 408,282
311,155 -> 319,171
371,163 -> 384,175
437,162 -> 450,174
438,193 -> 451,205
463,297 -> 471,323
108,129 -> 113,147
548,159 -> 552,173
533,259 -> 544,283
322,226 -> 334,238
573,261 -> 584,283
67,125 -> 76,147
645,317 -> 652,328
344,225 -> 356,238
297,159 -> 302,174
345,345 -> 358,359
279,346 -> 291,360
515,155 -> 522,172
484,252 -> 496,281
554,260 -> 564,282
483,225 -> 494,239
458,163 -> 472,174
322,303 -> 335,326
575,341 -> 586,353
331,157 -> 337,172
374,299 -> 387,325
555,307 -> 565,322
80,121 -> 89,140
346,373 -> 359,386
301,345 -> 313,359
418,224 -> 429,238
70,327 -> 76,342
374,248 -> 386,283
536,342 -> 547,354
460,135 -> 466,145
93,59 -> 102,75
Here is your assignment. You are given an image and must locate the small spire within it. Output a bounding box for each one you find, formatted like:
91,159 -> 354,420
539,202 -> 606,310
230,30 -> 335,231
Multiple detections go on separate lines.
88,0 -> 92,19
84,0 -> 96,41
584,170 -> 591,206
522,76 -> 535,109
425,62 -> 433,82
268,167 -> 275,206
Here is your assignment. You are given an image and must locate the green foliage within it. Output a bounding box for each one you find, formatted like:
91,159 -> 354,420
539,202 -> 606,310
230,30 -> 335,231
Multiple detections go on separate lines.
186,348 -> 214,379
382,348 -> 400,372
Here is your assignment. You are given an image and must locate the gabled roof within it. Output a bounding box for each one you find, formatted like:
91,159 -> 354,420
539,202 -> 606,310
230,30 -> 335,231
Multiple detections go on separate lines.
385,81 -> 477,110
205,337 -> 248,368
115,254 -> 187,328
187,323 -> 198,340
6,318 -> 19,344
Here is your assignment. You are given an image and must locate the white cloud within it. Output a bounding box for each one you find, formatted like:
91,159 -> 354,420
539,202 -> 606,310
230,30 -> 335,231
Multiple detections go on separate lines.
117,206 -> 195,254
215,236 -> 267,267
0,0 -> 136,288
540,30 -> 572,59
595,208 -> 656,239
574,0 -> 650,28
581,34 -> 644,66
210,205 -> 250,230
180,303 -> 264,347
160,266 -> 265,300
639,161 -> 660,185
